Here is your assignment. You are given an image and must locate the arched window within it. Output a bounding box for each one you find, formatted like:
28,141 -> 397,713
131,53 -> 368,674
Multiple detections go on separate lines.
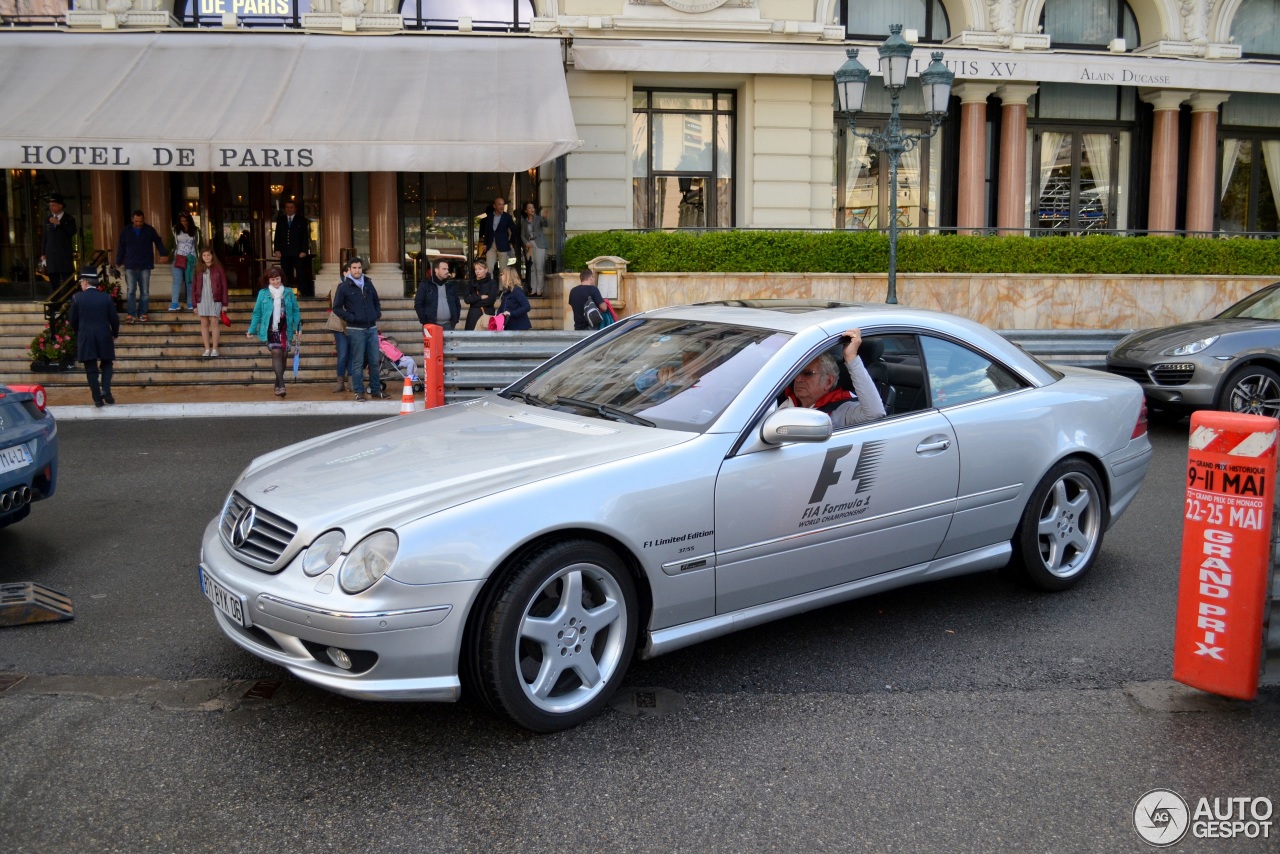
1232,0 -> 1280,58
1041,0 -> 1139,49
842,0 -> 950,42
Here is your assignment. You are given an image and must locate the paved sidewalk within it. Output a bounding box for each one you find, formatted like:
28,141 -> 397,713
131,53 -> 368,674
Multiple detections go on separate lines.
40,381 -> 411,421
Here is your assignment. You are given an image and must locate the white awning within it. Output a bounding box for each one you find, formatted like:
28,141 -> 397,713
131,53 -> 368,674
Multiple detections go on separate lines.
0,32 -> 580,172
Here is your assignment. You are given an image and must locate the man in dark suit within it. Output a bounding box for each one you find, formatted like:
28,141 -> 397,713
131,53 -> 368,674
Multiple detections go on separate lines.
414,257 -> 461,330
68,267 -> 120,407
40,193 -> 77,292
478,196 -> 518,275
273,200 -> 313,296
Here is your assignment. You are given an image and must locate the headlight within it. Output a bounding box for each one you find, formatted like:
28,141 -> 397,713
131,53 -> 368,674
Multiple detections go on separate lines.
302,530 -> 346,577
1165,336 -> 1218,356
339,531 -> 399,594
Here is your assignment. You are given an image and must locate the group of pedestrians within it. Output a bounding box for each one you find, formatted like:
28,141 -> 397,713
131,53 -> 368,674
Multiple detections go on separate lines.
413,256 -> 533,332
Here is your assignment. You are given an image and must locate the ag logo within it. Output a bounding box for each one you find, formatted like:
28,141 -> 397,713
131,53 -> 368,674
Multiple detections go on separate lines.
1134,789 -> 1189,846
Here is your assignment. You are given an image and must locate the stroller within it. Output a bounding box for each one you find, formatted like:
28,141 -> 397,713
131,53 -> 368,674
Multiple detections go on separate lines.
378,333 -> 424,393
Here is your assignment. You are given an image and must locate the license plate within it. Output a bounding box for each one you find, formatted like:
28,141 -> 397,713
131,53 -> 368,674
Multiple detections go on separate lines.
200,567 -> 249,628
0,443 -> 32,474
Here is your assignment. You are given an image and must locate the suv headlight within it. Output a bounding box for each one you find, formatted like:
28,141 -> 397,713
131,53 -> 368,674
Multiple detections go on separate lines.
339,531 -> 399,594
302,530 -> 346,577
1165,336 -> 1218,356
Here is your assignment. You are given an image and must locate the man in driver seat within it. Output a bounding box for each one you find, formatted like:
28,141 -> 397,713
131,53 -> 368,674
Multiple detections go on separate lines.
783,328 -> 886,427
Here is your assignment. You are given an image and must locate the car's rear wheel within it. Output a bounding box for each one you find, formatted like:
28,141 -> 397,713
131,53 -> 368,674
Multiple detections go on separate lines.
1010,460 -> 1106,591
1218,365 -> 1280,419
477,540 -> 636,732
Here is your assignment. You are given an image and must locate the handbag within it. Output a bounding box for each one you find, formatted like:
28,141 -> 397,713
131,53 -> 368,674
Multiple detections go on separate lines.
174,254 -> 188,271
325,312 -> 345,333
220,308 -> 232,328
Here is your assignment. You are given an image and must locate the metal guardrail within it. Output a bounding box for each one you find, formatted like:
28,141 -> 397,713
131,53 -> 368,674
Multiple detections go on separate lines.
438,329 -> 1129,401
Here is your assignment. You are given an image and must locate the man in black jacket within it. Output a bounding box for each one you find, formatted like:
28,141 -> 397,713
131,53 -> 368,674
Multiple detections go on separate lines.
332,257 -> 389,402
68,267 -> 120,407
41,193 -> 76,293
415,258 -> 461,330
273,200 -> 312,296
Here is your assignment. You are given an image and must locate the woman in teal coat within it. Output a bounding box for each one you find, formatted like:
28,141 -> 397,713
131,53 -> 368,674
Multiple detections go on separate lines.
246,266 -> 302,397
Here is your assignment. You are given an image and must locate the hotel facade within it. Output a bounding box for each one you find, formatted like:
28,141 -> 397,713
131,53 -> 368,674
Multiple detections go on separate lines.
1,0 -> 1277,298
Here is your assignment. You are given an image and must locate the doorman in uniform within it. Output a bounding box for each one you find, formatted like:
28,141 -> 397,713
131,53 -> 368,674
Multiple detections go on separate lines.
273,200 -> 312,296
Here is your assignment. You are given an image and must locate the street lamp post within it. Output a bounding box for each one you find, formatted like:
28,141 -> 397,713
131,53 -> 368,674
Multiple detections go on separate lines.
835,25 -> 954,304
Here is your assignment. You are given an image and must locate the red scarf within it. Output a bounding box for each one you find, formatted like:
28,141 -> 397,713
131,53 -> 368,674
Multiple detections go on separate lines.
785,387 -> 853,411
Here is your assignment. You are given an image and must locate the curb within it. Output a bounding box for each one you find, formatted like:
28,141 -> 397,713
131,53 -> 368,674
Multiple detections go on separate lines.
49,401 -> 403,421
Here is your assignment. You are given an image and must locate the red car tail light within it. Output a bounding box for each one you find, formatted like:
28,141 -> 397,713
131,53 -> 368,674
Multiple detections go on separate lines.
6,384 -> 48,412
1131,399 -> 1148,439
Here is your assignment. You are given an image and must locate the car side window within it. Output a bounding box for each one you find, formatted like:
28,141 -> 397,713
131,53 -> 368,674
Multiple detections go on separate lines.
920,336 -> 1024,408
863,334 -> 925,416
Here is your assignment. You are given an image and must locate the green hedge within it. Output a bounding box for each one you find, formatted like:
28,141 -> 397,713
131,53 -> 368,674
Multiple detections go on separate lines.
560,231 -> 1280,276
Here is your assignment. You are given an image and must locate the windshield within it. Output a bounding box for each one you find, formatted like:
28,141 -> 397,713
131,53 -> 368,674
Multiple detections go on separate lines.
1219,284 -> 1280,321
514,319 -> 791,432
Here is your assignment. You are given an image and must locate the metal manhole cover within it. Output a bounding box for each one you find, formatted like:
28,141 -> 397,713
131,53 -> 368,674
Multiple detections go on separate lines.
609,686 -> 685,717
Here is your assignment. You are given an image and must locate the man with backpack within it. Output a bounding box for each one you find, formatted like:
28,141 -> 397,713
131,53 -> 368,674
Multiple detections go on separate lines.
568,268 -> 605,331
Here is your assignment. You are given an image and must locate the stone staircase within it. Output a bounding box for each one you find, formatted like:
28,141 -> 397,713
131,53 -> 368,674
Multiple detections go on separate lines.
0,295 -> 563,391
2,295 -> 1126,395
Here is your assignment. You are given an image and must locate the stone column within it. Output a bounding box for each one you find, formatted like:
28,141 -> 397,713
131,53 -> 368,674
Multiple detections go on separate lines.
953,83 -> 997,234
1142,89 -> 1190,235
318,172 -> 352,288
366,171 -> 402,297
996,84 -> 1038,234
89,171 -> 122,255
1185,92 -> 1230,235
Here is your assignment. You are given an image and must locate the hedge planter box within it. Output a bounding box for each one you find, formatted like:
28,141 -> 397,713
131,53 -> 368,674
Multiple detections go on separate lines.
605,273 -> 1274,330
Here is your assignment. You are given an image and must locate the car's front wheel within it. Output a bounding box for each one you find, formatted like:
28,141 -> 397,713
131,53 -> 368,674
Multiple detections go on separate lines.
478,540 -> 637,731
1218,365 -> 1280,419
1009,460 -> 1106,591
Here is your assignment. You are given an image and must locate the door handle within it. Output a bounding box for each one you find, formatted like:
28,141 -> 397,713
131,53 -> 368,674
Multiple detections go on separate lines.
916,437 -> 951,454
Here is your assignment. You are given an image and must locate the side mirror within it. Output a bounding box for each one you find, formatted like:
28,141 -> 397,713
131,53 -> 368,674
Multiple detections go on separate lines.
760,407 -> 833,445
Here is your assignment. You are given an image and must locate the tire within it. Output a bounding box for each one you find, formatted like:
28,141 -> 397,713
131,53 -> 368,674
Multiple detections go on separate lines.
1218,365 -> 1280,419
1009,460 -> 1106,591
477,540 -> 637,732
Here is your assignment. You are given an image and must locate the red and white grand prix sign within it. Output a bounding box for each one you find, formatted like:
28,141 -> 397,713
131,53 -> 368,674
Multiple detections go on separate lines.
1173,411 -> 1278,700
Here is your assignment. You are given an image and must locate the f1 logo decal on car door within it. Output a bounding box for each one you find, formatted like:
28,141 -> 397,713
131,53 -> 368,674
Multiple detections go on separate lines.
807,441 -> 884,505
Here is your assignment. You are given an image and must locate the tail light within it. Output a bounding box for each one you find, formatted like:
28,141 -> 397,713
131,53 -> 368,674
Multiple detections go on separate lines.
6,384 -> 48,412
1131,399 -> 1148,439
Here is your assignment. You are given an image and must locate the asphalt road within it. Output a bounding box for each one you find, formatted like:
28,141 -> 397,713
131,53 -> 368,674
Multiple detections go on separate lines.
1,415 -> 1276,853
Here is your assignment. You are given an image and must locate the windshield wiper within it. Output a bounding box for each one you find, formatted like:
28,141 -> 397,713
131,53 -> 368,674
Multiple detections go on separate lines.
555,396 -> 655,427
502,389 -> 551,408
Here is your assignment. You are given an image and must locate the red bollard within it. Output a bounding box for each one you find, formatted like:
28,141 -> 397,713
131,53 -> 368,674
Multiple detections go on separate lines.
422,324 -> 445,408
1172,410 -> 1278,700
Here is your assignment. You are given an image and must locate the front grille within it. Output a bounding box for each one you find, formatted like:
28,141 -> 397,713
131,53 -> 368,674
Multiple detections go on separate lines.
219,492 -> 298,571
1106,364 -> 1150,383
1150,363 -> 1196,386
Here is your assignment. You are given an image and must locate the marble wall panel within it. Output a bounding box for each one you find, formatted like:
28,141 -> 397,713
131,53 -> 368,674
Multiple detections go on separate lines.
614,273 -> 1274,329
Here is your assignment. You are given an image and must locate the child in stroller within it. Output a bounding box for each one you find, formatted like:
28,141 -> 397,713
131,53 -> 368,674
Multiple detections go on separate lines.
378,333 -> 424,393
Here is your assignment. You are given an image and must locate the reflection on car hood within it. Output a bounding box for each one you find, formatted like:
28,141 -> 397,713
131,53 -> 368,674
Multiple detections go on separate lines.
235,400 -> 690,530
1112,318 -> 1278,356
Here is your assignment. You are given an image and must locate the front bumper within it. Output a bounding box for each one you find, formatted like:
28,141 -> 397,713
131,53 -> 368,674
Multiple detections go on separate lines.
1105,356 -> 1223,410
200,520 -> 483,702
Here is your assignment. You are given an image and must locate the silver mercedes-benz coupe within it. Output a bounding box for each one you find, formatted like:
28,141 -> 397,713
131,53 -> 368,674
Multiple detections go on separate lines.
200,300 -> 1152,730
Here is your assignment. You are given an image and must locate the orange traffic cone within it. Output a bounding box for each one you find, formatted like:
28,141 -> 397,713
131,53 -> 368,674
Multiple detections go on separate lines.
399,376 -> 416,415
